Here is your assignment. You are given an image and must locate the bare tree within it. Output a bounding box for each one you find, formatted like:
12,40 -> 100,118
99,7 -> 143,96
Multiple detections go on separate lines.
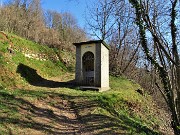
129,0 -> 180,134
87,0 -> 140,77
86,0 -> 119,40
0,0 -> 87,51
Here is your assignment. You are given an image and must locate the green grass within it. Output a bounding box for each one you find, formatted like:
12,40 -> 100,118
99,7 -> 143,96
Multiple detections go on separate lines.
0,77 -> 162,134
0,32 -> 70,88
0,32 -> 165,134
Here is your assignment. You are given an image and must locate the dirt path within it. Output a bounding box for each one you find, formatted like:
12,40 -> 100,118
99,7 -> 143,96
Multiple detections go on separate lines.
1,75 -> 165,135
19,75 -> 126,135
14,93 -> 87,135
40,75 -> 85,133
14,84 -> 125,135
32,97 -> 84,134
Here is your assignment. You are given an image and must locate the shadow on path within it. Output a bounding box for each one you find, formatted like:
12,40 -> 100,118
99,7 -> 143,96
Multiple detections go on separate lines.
13,63 -> 160,134
16,63 -> 75,88
0,89 -> 159,135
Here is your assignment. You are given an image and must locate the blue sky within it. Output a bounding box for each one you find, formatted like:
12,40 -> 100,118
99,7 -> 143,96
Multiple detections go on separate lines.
1,0 -> 94,28
42,0 -> 90,27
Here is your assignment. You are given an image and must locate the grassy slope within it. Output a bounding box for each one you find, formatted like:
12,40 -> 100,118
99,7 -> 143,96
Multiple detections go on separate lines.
0,32 -> 169,134
0,32 -> 74,88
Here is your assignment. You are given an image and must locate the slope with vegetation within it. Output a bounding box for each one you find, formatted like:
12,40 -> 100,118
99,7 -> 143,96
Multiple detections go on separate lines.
0,32 -> 172,134
87,0 -> 180,133
0,31 -> 74,88
0,0 -> 87,51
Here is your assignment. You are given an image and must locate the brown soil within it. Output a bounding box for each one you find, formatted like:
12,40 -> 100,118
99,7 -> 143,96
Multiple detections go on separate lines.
0,73 -> 127,135
0,73 -> 173,135
5,90 -> 126,135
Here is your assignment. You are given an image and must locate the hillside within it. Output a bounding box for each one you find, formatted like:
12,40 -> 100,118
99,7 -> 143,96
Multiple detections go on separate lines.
0,32 -> 172,134
0,31 -> 75,88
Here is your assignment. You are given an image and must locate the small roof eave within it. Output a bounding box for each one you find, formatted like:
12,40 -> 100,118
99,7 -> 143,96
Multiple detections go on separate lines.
73,40 -> 110,50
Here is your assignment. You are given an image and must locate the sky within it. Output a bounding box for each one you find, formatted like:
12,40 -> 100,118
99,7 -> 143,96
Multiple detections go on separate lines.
1,0 -> 95,28
42,0 -> 90,28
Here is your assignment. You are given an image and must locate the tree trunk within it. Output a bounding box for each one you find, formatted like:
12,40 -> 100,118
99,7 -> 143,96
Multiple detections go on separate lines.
128,0 -> 180,134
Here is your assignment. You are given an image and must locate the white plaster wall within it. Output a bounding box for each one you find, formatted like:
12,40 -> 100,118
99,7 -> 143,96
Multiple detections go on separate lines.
101,44 -> 109,88
81,43 -> 96,57
80,43 -> 96,69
